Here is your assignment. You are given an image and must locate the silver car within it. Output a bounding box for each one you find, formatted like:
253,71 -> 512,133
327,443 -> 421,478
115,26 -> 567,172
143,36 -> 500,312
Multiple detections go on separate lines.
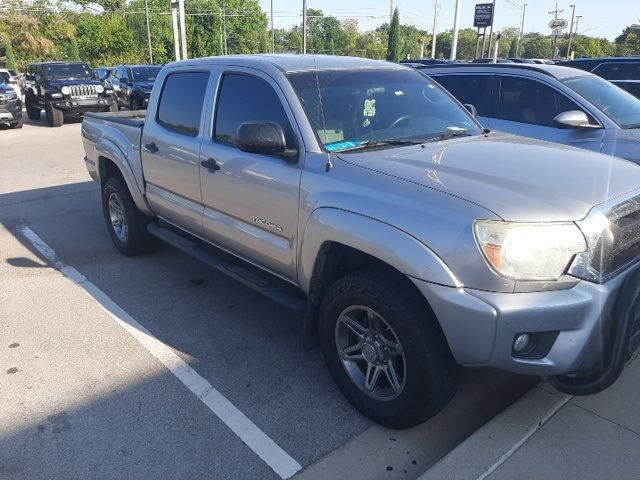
415,63 -> 640,162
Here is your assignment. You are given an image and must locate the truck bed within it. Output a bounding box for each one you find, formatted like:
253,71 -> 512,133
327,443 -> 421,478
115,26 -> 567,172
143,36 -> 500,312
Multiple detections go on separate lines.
84,110 -> 146,128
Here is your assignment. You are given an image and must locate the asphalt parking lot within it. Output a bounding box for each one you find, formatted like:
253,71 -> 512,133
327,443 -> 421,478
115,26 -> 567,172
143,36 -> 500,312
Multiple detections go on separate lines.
0,115 -> 535,480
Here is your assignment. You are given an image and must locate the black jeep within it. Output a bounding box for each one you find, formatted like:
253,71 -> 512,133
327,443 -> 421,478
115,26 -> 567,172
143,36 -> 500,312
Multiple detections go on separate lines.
24,61 -> 117,127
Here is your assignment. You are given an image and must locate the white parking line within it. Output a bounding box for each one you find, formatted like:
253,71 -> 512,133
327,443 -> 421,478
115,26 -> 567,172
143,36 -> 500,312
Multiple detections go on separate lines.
18,225 -> 302,479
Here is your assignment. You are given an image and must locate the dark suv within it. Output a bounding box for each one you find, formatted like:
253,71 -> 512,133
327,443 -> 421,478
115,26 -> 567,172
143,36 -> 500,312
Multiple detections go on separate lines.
557,57 -> 640,99
24,61 -> 117,127
0,80 -> 22,129
107,64 -> 162,110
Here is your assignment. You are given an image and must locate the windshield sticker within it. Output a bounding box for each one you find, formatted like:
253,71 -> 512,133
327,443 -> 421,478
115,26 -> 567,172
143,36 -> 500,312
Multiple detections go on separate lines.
325,140 -> 366,152
363,99 -> 376,117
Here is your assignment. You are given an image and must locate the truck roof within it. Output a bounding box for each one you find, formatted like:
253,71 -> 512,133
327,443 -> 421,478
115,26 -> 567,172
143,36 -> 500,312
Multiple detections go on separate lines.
27,61 -> 89,66
166,54 -> 406,74
414,62 -> 592,80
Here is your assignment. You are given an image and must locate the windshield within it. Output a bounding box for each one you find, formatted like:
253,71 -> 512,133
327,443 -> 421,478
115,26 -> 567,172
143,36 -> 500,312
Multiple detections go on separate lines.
131,66 -> 162,82
0,72 -> 9,84
563,75 -> 640,128
44,63 -> 92,80
287,68 -> 482,152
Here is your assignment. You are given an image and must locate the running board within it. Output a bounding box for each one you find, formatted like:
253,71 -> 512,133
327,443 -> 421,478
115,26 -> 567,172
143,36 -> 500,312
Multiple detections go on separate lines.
147,222 -> 307,312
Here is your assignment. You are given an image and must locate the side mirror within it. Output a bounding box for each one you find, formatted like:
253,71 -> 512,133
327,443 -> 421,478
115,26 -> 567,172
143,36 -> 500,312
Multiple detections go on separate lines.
236,122 -> 298,161
35,74 -> 41,82
553,110 -> 599,129
463,103 -> 478,118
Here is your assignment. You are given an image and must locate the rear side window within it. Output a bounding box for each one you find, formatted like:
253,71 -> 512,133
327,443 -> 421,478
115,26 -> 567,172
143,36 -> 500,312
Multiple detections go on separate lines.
593,63 -> 640,81
431,74 -> 495,117
214,73 -> 294,147
496,76 -> 582,127
157,71 -> 210,136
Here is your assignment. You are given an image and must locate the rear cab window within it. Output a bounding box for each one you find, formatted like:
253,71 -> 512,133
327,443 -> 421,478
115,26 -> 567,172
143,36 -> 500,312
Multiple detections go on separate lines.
157,71 -> 210,136
431,74 -> 496,117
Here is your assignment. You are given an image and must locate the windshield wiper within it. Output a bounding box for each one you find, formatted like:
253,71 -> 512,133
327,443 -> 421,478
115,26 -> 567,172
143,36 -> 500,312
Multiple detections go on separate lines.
426,130 -> 472,143
333,139 -> 423,153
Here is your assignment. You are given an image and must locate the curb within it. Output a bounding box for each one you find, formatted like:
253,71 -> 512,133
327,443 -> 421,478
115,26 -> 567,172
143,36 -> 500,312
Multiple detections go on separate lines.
417,383 -> 571,480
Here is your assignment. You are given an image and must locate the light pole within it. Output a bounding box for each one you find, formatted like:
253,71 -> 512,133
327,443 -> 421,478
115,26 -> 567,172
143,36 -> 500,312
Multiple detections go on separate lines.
431,0 -> 439,59
487,0 -> 496,56
171,0 -> 181,61
271,0 -> 275,53
302,0 -> 307,54
574,14 -> 582,54
450,0 -> 462,60
516,3 -> 527,58
566,4 -> 576,59
178,0 -> 187,59
144,0 -> 153,63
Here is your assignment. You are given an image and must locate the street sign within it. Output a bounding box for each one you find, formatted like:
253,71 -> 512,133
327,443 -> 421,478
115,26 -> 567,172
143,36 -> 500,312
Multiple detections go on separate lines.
474,3 -> 494,28
549,18 -> 569,29
551,27 -> 564,36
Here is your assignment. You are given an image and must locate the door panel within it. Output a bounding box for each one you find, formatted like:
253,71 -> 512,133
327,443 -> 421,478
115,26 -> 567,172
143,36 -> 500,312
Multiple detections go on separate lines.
199,71 -> 303,281
141,69 -> 211,236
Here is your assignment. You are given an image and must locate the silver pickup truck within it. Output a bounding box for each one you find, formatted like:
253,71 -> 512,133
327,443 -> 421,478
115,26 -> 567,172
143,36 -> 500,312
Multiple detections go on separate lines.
82,55 -> 640,429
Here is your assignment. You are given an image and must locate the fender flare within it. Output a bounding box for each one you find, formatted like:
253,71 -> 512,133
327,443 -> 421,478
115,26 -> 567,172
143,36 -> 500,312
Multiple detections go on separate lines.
298,208 -> 461,350
95,139 -> 154,216
298,207 -> 460,292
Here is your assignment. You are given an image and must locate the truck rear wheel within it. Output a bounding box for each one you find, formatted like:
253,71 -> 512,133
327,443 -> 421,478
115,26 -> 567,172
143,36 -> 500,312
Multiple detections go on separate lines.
319,268 -> 460,429
45,102 -> 63,127
102,176 -> 155,256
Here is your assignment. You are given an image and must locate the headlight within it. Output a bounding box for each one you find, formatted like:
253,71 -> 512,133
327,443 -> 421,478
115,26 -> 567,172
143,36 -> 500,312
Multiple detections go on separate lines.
1,91 -> 17,101
61,86 -> 70,95
474,220 -> 587,281
96,84 -> 104,93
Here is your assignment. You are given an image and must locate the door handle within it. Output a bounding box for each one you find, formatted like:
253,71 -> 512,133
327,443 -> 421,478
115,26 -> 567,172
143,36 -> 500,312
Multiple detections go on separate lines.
144,142 -> 158,153
201,158 -> 221,173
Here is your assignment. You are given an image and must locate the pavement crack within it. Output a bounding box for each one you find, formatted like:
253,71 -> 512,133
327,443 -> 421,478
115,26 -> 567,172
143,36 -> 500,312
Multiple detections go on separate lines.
571,401 -> 640,438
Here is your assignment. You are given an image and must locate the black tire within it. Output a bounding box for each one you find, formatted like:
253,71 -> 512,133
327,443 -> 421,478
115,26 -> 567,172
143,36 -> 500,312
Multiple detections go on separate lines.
9,116 -> 23,129
101,176 -> 155,256
319,268 -> 460,429
130,96 -> 141,110
25,93 -> 41,120
45,102 -> 63,127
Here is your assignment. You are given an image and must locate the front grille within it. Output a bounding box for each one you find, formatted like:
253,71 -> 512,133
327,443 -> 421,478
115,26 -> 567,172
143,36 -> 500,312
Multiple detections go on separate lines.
69,84 -> 98,99
591,194 -> 640,278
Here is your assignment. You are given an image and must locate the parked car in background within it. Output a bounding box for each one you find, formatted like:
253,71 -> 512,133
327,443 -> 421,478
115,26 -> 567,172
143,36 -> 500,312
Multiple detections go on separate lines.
557,57 -> 640,99
0,79 -> 23,129
24,61 -> 117,127
508,58 -> 537,64
0,68 -> 22,97
471,58 -> 514,63
83,55 -> 640,428
108,64 -> 162,110
415,63 -> 640,162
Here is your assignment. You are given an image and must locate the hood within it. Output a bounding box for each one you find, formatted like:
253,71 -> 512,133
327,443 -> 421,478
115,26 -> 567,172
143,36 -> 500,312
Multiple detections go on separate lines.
337,132 -> 640,222
134,81 -> 154,90
48,78 -> 101,88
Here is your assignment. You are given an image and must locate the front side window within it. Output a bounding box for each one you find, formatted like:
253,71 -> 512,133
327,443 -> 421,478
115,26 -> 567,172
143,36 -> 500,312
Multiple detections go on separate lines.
563,74 -> 640,128
157,71 -> 210,136
496,76 -> 582,127
215,73 -> 294,147
286,68 -> 481,152
432,74 -> 495,117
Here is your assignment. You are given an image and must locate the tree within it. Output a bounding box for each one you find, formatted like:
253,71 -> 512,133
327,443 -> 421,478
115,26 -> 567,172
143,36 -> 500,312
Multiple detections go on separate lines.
508,38 -> 518,58
521,32 -> 553,59
68,35 -> 80,61
4,38 -> 18,69
615,24 -> 640,56
386,7 -> 401,62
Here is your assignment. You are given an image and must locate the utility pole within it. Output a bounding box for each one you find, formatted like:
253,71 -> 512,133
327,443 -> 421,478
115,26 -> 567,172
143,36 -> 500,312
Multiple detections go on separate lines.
431,0 -> 439,59
178,0 -> 187,59
574,15 -> 582,52
390,0 -> 394,24
487,0 -> 496,56
516,3 -> 527,58
302,0 -> 307,54
222,5 -> 228,55
548,2 -> 563,59
271,0 -> 275,53
171,0 -> 181,61
450,0 -> 462,60
144,0 -> 153,63
566,4 -> 576,59
419,39 -> 425,59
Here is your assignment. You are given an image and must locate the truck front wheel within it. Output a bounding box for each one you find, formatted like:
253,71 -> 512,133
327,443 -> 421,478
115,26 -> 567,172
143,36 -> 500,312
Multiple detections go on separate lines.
319,268 -> 460,429
45,102 -> 63,127
25,93 -> 41,120
101,176 -> 155,256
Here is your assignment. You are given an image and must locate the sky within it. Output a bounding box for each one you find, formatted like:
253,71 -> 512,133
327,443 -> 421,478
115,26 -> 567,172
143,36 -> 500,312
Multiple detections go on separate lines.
257,0 -> 639,40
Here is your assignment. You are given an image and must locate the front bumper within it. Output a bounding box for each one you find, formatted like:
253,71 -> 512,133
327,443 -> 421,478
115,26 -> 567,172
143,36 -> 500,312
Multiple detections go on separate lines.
0,101 -> 22,122
51,97 -> 115,113
413,260 -> 640,393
